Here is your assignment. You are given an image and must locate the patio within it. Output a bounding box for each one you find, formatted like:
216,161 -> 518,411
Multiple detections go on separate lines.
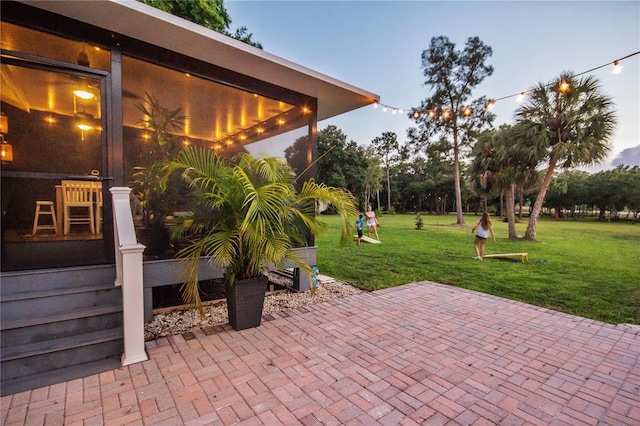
2,281 -> 638,425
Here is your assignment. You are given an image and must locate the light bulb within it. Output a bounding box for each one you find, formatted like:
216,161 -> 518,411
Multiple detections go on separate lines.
73,90 -> 95,100
612,61 -> 622,74
559,80 -> 570,93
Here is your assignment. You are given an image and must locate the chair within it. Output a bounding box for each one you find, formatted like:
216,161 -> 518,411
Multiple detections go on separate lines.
61,180 -> 95,235
32,201 -> 58,235
93,182 -> 103,234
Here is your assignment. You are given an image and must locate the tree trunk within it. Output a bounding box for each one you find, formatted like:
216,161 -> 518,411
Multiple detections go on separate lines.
518,189 -> 523,220
386,164 -> 391,212
453,130 -> 464,224
506,184 -> 517,239
524,154 -> 558,240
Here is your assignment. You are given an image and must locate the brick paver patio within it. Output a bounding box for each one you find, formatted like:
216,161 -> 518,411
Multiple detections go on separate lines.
2,282 -> 639,425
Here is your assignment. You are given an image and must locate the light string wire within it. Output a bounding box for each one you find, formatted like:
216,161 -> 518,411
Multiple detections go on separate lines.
373,51 -> 640,117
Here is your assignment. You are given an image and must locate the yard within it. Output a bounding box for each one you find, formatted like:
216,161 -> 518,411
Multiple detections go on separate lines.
315,213 -> 640,325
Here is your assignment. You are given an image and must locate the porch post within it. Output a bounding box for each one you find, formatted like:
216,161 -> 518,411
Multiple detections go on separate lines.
120,243 -> 148,366
110,187 -> 148,366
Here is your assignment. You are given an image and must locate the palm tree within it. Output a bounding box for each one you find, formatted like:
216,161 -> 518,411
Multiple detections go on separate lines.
471,125 -> 542,239
515,72 -> 616,240
496,125 -> 541,238
469,130 -> 499,213
162,147 -> 358,316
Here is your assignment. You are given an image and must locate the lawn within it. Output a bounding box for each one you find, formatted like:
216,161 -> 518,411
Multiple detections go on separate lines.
314,213 -> 640,325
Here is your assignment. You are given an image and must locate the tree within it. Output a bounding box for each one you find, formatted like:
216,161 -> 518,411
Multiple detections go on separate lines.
587,169 -> 623,221
622,166 -> 640,222
469,130 -> 500,213
138,0 -> 262,49
422,138 -> 456,214
316,125 -> 371,208
284,134 -> 312,178
515,72 -> 616,239
370,132 -> 399,212
545,170 -> 590,218
408,36 -> 495,225
470,125 -> 541,238
362,149 -> 384,211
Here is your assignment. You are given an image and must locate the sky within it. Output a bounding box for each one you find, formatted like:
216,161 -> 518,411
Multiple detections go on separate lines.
226,0 -> 640,170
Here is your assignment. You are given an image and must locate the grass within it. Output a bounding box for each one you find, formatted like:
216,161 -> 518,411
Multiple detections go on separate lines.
314,213 -> 640,325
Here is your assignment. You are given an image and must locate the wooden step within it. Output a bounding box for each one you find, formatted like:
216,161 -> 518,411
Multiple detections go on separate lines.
1,304 -> 122,331
1,327 -> 123,385
1,327 -> 123,362
1,356 -> 122,397
1,284 -> 121,321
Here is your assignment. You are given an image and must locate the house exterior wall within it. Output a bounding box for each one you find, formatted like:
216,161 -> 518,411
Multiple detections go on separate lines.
1,2 -> 322,272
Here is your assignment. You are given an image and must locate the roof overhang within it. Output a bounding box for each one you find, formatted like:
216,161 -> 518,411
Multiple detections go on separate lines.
20,0 -> 379,121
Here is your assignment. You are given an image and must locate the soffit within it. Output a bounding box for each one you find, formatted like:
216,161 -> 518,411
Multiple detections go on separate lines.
19,0 -> 379,121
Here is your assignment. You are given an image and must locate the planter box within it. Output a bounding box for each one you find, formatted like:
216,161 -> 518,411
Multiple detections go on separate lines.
226,276 -> 268,330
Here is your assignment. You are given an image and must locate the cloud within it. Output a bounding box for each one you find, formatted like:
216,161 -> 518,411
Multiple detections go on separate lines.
611,145 -> 640,167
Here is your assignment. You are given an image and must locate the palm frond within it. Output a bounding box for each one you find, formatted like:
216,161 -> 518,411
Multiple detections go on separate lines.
162,146 -> 357,315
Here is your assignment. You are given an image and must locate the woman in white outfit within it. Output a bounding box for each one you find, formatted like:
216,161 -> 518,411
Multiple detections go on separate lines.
471,212 -> 495,259
365,204 -> 380,241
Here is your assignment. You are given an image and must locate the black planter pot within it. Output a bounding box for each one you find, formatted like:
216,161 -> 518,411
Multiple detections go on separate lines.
225,276 -> 268,331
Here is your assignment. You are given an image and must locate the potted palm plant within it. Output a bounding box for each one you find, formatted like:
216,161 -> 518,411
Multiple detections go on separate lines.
162,146 -> 358,330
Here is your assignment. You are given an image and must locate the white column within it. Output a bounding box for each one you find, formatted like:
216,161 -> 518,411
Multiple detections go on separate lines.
110,187 -> 148,366
120,243 -> 148,365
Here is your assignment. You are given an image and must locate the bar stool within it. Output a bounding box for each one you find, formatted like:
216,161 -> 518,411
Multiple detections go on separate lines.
32,201 -> 58,235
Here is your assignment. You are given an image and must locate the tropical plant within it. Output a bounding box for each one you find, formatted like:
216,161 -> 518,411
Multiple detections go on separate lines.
414,213 -> 423,230
470,125 -> 539,238
515,72 -> 616,240
162,146 -> 358,315
132,93 -> 186,228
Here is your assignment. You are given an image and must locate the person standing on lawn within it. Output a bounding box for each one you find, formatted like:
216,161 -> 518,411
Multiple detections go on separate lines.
472,212 -> 495,260
355,213 -> 364,245
365,204 -> 380,241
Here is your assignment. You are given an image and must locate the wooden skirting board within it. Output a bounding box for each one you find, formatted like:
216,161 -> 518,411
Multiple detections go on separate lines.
482,253 -> 529,262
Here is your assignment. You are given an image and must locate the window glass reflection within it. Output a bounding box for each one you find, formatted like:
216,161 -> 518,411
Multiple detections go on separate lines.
1,65 -> 104,250
0,22 -> 110,71
121,55 -> 312,258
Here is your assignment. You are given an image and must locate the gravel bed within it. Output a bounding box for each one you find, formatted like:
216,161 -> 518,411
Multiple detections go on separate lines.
144,276 -> 364,341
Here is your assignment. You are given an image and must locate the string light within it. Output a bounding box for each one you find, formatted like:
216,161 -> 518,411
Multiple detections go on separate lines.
612,60 -> 622,74
372,50 -> 639,117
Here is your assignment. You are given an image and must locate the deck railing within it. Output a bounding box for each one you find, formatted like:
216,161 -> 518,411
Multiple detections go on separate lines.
110,187 -> 148,366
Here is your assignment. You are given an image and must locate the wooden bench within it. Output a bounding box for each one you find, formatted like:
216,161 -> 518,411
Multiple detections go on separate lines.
482,253 -> 529,262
